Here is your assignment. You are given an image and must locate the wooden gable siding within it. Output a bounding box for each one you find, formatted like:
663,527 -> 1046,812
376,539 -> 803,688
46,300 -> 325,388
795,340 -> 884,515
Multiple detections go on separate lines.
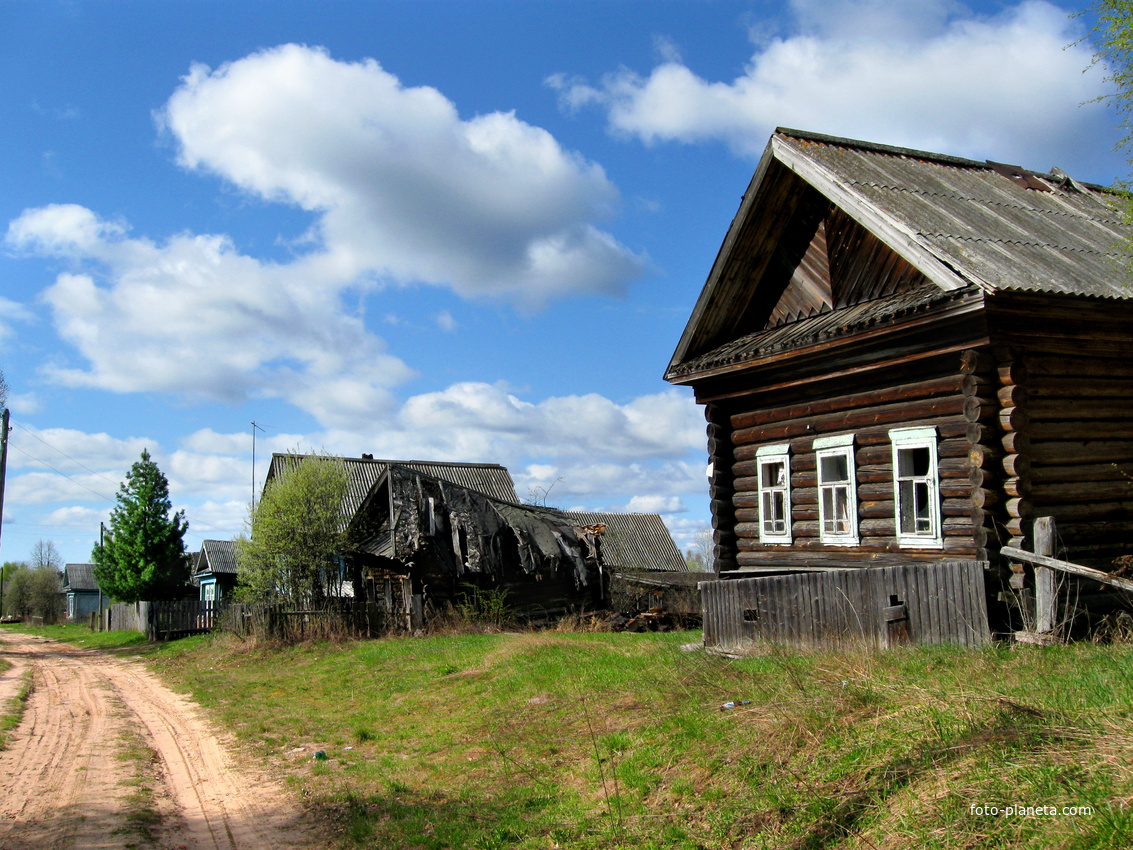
762,204 -> 932,331
982,294 -> 1133,566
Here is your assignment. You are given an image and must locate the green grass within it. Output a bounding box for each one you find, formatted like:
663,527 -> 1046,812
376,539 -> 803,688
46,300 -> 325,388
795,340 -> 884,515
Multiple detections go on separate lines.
114,731 -> 164,848
0,659 -> 32,751
24,623 -> 1133,848
6,622 -> 149,651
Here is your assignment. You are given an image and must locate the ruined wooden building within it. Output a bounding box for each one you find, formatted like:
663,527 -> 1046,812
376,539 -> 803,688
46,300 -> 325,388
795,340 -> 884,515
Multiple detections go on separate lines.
264,453 -> 687,622
666,129 -> 1133,648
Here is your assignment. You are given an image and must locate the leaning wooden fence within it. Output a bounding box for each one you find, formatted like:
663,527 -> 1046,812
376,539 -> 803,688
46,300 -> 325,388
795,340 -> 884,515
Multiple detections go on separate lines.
101,600 -> 227,640
700,560 -> 990,652
220,600 -> 421,641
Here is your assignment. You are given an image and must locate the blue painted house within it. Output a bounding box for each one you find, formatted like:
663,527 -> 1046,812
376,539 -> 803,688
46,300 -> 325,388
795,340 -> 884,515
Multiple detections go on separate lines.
62,563 -> 102,622
193,539 -> 239,601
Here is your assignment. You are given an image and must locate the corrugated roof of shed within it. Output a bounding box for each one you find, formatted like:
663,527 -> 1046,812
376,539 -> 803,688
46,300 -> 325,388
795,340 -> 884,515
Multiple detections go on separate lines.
196,539 -> 240,576
63,563 -> 99,592
565,511 -> 689,572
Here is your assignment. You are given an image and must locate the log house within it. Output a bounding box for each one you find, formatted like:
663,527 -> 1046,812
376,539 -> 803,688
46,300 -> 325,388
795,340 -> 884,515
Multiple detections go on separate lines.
666,130 -> 1133,606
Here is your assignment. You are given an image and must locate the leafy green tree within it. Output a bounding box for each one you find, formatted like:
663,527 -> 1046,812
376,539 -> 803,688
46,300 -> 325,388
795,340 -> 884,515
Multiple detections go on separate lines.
0,560 -> 24,615
236,454 -> 350,605
3,564 -> 62,622
1087,2 -> 1133,221
92,449 -> 189,602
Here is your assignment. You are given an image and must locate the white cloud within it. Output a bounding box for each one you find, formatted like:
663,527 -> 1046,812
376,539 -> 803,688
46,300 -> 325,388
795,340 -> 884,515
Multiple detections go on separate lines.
435,310 -> 458,332
625,494 -> 687,514
160,44 -> 646,305
6,44 -> 650,429
0,294 -> 34,341
394,382 -> 703,463
552,0 -> 1116,174
7,206 -> 414,428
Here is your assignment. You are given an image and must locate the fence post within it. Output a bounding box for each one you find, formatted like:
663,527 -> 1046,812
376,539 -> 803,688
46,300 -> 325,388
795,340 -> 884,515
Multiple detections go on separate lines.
1034,517 -> 1056,634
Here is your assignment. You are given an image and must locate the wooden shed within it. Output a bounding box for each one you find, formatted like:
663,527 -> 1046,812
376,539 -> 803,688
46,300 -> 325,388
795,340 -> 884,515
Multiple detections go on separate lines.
666,129 -> 1133,639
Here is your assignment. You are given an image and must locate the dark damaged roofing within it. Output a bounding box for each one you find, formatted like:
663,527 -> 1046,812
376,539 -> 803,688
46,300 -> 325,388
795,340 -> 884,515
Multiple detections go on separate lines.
63,563 -> 99,593
668,128 -> 1131,377
195,539 -> 239,576
266,454 -> 520,522
671,283 -> 978,379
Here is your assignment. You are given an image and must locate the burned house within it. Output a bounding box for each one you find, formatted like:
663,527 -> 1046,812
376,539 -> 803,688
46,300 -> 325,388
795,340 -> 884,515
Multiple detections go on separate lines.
265,453 -> 688,622
666,129 -> 1133,648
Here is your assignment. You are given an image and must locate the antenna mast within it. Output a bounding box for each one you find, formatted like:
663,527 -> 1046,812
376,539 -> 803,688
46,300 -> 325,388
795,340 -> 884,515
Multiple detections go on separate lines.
251,420 -> 266,507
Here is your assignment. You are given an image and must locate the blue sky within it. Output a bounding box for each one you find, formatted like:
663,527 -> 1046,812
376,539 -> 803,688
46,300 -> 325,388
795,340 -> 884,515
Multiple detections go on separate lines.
0,0 -> 1124,567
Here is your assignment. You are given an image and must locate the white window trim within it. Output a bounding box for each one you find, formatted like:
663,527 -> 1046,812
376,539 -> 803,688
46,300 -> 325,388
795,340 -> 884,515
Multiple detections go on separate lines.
889,426 -> 943,549
755,444 -> 792,545
814,434 -> 859,546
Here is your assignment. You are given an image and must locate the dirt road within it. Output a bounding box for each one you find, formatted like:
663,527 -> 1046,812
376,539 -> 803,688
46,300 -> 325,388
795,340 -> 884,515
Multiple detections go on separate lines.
0,631 -> 322,849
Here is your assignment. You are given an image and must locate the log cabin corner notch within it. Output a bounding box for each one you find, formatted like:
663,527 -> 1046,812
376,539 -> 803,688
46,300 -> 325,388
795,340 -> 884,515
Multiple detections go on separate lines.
666,128 -> 1133,583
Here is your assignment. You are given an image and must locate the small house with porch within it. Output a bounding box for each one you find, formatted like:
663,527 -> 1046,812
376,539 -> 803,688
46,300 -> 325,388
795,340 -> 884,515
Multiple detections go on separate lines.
193,539 -> 240,601
666,129 -> 1133,647
63,563 -> 102,622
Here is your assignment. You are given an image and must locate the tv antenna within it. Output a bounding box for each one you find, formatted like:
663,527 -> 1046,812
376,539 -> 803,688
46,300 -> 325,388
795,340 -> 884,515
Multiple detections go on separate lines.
251,421 -> 266,507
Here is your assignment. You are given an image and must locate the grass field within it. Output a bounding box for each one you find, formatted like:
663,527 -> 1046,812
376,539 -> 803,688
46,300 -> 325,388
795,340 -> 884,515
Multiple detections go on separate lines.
10,623 -> 1133,848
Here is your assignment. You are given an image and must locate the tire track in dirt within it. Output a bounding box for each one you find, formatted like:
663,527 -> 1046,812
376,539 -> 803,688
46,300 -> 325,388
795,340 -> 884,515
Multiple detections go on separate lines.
0,632 -> 321,849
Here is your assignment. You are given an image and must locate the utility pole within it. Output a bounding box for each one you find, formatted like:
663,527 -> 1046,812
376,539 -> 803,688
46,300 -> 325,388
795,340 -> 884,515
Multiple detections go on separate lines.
251,421 -> 265,508
0,408 -> 9,615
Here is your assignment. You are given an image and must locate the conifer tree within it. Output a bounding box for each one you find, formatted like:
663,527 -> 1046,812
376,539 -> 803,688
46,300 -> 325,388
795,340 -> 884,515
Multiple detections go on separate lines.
93,449 -> 189,602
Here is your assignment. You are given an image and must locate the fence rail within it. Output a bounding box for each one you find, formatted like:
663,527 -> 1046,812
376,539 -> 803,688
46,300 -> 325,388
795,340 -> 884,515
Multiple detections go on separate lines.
98,597 -> 423,642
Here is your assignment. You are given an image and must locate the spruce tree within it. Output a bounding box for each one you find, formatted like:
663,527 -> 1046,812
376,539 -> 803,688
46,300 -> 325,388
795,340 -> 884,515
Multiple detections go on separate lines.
93,449 -> 189,602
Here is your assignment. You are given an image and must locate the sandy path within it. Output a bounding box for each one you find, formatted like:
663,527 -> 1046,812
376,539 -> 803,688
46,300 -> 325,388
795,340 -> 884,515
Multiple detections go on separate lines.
0,631 -> 322,849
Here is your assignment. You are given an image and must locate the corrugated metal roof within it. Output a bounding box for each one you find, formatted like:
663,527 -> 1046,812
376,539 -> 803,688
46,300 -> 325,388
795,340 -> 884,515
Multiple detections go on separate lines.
63,563 -> 99,592
778,130 -> 1131,300
196,539 -> 239,576
564,511 -> 689,572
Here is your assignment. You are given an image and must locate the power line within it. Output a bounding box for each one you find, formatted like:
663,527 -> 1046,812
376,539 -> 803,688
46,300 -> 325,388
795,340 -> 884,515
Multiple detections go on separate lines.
8,443 -> 117,502
6,419 -> 241,539
10,420 -> 123,490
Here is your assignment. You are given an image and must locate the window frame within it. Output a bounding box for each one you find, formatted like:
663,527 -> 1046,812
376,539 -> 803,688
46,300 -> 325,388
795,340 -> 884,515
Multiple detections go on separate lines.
814,434 -> 859,546
755,443 -> 792,545
889,426 -> 944,548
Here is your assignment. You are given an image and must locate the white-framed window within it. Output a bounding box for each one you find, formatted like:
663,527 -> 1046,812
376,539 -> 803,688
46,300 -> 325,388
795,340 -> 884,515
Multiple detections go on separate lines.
756,444 -> 792,544
814,434 -> 858,545
202,580 -> 217,601
889,426 -> 943,548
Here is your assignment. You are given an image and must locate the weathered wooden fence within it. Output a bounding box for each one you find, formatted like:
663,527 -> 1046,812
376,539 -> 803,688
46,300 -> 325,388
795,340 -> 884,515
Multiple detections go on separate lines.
148,600 -> 228,640
100,600 -> 226,640
102,601 -> 149,634
700,560 -> 990,652
221,599 -> 423,642
97,597 -> 423,641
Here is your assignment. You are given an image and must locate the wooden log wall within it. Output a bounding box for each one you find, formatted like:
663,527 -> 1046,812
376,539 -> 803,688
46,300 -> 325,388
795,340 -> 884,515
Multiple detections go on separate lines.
997,352 -> 1031,549
706,403 -> 738,573
961,349 -> 1008,562
987,294 -> 1133,566
727,353 -> 985,569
